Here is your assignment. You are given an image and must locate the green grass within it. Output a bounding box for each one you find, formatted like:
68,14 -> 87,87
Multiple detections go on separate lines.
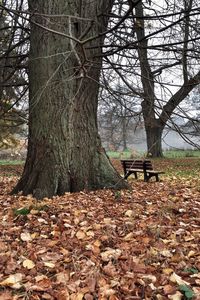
107,150 -> 143,159
164,149 -> 200,158
0,160 -> 24,165
107,149 -> 200,159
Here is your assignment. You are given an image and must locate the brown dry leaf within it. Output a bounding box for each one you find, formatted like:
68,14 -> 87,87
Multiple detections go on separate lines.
0,241 -> 8,251
1,159 -> 200,299
74,292 -> 84,300
124,210 -> 134,217
84,294 -> 94,300
187,250 -> 196,257
56,271 -> 70,284
109,296 -> 120,300
55,288 -> 70,300
20,232 -> 32,241
132,262 -> 147,273
184,236 -> 195,242
99,285 -> 116,297
86,277 -> 96,293
23,258 -> 35,269
93,239 -> 101,247
0,291 -> 13,300
93,223 -> 101,230
163,268 -> 174,275
140,274 -> 157,283
60,248 -> 70,256
86,230 -> 95,238
103,261 -> 118,277
123,232 -> 134,241
76,230 -> 86,240
28,278 -> 52,291
43,261 -> 55,268
142,236 -> 151,244
160,249 -> 172,257
103,218 -> 112,224
35,275 -> 48,282
168,291 -> 183,300
170,272 -> 190,285
100,249 -> 121,262
163,284 -> 177,295
0,273 -> 23,289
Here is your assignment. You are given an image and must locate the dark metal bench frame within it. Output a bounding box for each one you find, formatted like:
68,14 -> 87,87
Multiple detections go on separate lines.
121,159 -> 164,182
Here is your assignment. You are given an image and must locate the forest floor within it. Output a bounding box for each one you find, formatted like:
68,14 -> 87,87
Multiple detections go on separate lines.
0,158 -> 200,300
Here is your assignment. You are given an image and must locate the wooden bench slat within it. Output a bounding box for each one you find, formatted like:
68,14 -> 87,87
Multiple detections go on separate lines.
120,159 -> 164,182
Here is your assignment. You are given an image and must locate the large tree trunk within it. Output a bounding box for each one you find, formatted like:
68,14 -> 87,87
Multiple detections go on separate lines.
12,0 -> 128,199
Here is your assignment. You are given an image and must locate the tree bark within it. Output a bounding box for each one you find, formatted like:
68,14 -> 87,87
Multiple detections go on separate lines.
134,1 -> 163,157
145,121 -> 164,158
12,0 -> 128,199
134,1 -> 200,157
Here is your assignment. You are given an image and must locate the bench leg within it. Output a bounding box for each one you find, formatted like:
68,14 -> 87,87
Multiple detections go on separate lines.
124,172 -> 130,180
144,172 -> 149,182
133,172 -> 138,179
146,174 -> 159,182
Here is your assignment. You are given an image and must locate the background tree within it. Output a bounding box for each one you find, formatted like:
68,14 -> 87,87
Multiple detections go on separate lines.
101,0 -> 200,157
98,82 -> 142,151
0,0 -> 28,148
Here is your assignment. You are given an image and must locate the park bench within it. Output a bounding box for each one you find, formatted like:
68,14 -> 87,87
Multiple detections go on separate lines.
121,159 -> 164,182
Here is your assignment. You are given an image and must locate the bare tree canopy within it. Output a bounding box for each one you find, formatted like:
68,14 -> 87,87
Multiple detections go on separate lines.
100,0 -> 200,156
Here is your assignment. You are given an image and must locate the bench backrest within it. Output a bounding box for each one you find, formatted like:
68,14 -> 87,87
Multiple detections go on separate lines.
121,159 -> 153,171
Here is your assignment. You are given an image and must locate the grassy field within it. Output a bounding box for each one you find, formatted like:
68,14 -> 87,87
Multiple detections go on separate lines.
0,160 -> 24,165
0,151 -> 200,180
107,149 -> 200,159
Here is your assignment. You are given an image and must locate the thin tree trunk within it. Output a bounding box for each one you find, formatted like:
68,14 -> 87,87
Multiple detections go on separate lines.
134,1 -> 163,157
133,0 -> 200,157
122,116 -> 128,151
12,0 -> 128,199
145,122 -> 164,157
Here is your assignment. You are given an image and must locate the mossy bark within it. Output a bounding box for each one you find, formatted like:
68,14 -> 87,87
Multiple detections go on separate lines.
12,0 -> 128,199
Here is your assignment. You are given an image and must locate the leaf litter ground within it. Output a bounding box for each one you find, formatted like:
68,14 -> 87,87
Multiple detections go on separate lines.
0,159 -> 200,300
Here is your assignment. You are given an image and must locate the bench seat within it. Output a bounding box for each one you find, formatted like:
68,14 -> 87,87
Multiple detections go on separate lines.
121,159 -> 164,182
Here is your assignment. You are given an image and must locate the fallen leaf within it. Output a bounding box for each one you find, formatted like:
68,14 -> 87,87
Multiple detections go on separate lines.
123,232 -> 134,241
163,284 -> 177,295
0,291 -> 13,300
168,291 -> 183,300
76,230 -> 86,240
20,232 -> 32,241
125,210 -> 134,217
43,262 -> 55,268
160,250 -> 172,257
163,268 -> 174,275
99,285 -> 116,297
0,273 -> 23,289
35,275 -> 48,282
103,218 -> 112,224
23,259 -> 35,269
187,250 -> 196,258
170,272 -> 190,285
101,249 -> 122,262
141,274 -> 157,283
86,277 -> 97,293
56,271 -> 70,284
74,292 -> 84,300
55,288 -> 70,300
103,261 -> 118,277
